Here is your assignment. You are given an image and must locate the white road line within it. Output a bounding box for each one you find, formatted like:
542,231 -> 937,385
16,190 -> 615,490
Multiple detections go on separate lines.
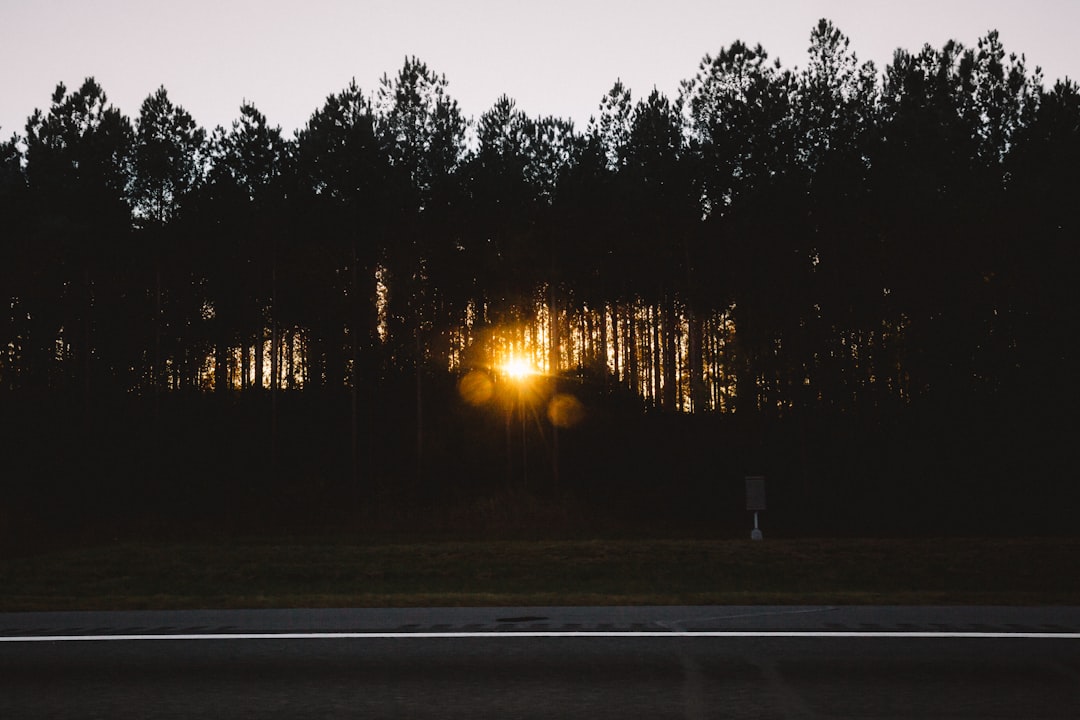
2,631 -> 1080,642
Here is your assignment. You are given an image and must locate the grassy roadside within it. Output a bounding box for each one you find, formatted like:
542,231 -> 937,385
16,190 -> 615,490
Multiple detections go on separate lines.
2,537 -> 1079,611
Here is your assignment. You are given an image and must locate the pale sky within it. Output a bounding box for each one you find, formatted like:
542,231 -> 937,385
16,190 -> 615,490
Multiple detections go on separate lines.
2,0 -> 1077,141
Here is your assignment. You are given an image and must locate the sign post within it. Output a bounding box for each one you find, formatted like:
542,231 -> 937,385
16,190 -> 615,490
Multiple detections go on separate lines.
745,476 -> 766,541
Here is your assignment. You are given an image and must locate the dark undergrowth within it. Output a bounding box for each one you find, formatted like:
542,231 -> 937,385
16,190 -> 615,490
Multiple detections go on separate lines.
1,381 -> 1076,557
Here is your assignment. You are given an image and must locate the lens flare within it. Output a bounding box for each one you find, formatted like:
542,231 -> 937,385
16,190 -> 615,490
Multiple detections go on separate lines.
547,393 -> 585,428
458,370 -> 494,405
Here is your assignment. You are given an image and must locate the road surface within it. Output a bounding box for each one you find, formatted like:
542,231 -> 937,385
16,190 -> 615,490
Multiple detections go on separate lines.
2,606 -> 1079,718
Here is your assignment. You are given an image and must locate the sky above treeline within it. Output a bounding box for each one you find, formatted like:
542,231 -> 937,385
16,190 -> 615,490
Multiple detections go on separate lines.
2,0 -> 1077,140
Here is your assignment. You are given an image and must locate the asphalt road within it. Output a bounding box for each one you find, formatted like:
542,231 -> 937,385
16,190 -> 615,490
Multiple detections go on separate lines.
3,606 -> 1079,719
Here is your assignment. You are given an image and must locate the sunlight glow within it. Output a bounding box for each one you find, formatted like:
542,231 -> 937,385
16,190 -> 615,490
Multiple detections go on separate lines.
501,356 -> 535,381
441,297 -> 737,413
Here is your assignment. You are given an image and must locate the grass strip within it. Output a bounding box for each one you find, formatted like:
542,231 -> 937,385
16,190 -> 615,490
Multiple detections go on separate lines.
2,538 -> 1079,611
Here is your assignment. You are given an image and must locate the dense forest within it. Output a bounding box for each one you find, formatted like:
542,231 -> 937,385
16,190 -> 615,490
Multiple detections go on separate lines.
2,20 -> 1078,539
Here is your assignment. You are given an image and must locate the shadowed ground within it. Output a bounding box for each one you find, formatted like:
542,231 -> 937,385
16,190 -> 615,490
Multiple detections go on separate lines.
3,537 -> 1079,611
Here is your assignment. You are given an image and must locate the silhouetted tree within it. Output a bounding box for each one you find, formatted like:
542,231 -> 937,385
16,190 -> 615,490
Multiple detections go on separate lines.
466,97 -> 577,338
682,41 -> 799,414
133,87 -> 207,227
375,57 -> 467,482
296,79 -> 387,384
873,33 -> 1040,406
201,101 -> 290,393
23,78 -> 134,398
622,89 -> 697,408
296,78 -> 389,489
795,20 -> 885,411
0,133 -> 28,390
467,95 -> 542,319
1006,78 -> 1080,412
132,86 -> 207,392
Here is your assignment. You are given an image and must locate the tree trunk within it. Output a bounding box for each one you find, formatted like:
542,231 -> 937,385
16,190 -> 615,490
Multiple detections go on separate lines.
613,302 -> 622,386
599,303 -> 609,384
286,329 -> 294,389
350,256 -> 360,495
548,285 -> 559,376
81,267 -> 91,422
626,304 -> 637,395
254,330 -> 264,389
688,307 -> 707,412
651,303 -> 661,407
154,264 -> 162,394
415,326 -> 424,485
215,340 -> 228,393
270,241 -> 278,474
663,297 -> 677,410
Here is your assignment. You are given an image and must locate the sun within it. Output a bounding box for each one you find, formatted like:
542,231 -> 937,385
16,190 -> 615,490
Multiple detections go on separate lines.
501,356 -> 535,380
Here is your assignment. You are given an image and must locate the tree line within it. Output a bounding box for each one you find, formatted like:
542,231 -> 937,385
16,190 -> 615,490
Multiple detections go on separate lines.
1,19 -> 1077,420
3,18 -> 1080,538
